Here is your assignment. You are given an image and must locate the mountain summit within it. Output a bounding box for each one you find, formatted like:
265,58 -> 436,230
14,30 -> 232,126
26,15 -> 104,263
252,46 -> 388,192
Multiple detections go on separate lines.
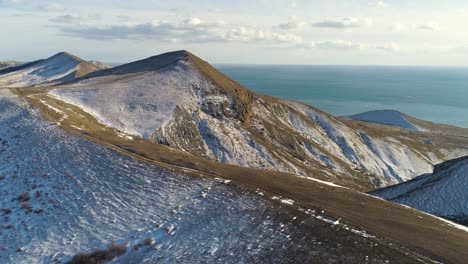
0,52 -> 102,87
45,50 -> 468,190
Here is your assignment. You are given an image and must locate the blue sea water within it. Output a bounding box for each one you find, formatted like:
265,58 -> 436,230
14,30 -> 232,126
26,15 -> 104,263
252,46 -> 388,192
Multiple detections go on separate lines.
215,65 -> 468,128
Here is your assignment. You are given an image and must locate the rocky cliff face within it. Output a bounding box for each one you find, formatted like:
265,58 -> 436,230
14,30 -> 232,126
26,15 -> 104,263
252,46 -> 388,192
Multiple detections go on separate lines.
47,50 -> 468,190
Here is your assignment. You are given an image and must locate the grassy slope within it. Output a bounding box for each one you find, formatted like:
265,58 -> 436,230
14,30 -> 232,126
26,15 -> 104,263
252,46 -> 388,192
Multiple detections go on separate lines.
12,87 -> 468,264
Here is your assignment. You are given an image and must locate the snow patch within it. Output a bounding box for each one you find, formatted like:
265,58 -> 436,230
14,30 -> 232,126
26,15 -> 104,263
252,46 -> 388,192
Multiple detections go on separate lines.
0,53 -> 83,87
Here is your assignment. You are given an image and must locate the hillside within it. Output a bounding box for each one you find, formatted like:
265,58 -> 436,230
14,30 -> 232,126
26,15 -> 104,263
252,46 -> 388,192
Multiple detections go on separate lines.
0,52 -> 102,88
88,60 -> 113,69
1,88 -> 468,263
0,60 -> 22,70
40,50 -> 468,190
343,110 -> 424,131
371,156 -> 468,225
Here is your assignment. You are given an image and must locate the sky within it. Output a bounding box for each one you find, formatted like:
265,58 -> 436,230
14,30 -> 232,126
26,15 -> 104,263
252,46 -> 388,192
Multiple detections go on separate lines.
1,0 -> 468,65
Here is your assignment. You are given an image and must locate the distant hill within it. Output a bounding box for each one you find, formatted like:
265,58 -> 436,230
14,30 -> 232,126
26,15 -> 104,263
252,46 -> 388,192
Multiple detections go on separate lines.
0,52 -> 102,87
88,60 -> 113,70
343,110 -> 424,131
371,156 -> 468,225
0,60 -> 23,70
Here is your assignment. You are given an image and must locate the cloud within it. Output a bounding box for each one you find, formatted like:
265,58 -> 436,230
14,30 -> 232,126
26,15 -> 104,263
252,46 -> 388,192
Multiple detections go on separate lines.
389,22 -> 441,32
50,14 -> 101,24
1,0 -> 26,5
417,22 -> 441,32
314,40 -> 365,50
309,40 -> 400,52
375,42 -> 400,52
389,22 -> 404,31
39,2 -> 65,12
452,44 -> 468,53
116,15 -> 132,22
277,16 -> 307,30
312,17 -> 373,29
185,17 -> 202,26
55,18 -> 303,45
368,1 -> 389,8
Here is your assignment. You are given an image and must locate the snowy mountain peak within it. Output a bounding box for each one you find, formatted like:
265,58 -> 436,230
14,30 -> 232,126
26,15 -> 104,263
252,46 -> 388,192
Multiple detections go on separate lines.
73,50 -> 194,79
50,51 -> 77,59
0,52 -> 101,87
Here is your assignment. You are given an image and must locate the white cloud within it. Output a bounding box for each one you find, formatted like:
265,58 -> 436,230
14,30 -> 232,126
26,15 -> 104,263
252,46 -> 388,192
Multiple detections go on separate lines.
116,15 -> 132,22
50,14 -> 101,24
185,17 -> 202,26
315,40 -> 365,50
55,18 -> 303,45
312,17 -> 373,29
310,40 -> 400,52
368,1 -> 389,8
452,44 -> 468,53
376,42 -> 400,52
389,22 -> 404,31
417,22 -> 441,32
389,22 -> 442,32
39,2 -> 65,12
1,0 -> 26,5
277,16 -> 307,30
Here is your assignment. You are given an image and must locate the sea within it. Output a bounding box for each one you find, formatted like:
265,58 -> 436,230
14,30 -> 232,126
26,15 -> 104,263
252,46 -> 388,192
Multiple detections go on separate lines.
215,65 -> 468,128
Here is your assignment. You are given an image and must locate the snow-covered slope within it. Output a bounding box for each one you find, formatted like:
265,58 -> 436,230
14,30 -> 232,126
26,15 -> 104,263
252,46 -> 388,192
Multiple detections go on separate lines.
344,110 -> 422,131
88,60 -> 113,69
1,89 -> 430,264
0,60 -> 22,70
371,156 -> 468,225
47,50 -> 468,190
0,52 -> 100,88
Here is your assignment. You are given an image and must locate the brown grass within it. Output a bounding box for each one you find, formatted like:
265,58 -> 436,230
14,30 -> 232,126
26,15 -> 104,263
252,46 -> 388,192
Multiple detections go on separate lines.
68,243 -> 127,264
20,202 -> 32,213
17,192 -> 30,202
143,238 -> 153,246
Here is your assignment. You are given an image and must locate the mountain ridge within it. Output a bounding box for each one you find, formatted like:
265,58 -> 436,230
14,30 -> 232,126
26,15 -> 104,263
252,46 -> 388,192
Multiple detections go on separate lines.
0,52 -> 105,87
39,50 -> 468,190
6,51 -> 468,262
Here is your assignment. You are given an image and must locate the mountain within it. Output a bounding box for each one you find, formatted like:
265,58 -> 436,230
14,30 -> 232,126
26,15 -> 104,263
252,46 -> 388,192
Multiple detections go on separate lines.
0,60 -> 23,70
371,156 -> 468,225
40,50 -> 468,191
343,110 -> 424,131
1,88 -> 468,263
88,60 -> 113,69
0,52 -> 102,88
